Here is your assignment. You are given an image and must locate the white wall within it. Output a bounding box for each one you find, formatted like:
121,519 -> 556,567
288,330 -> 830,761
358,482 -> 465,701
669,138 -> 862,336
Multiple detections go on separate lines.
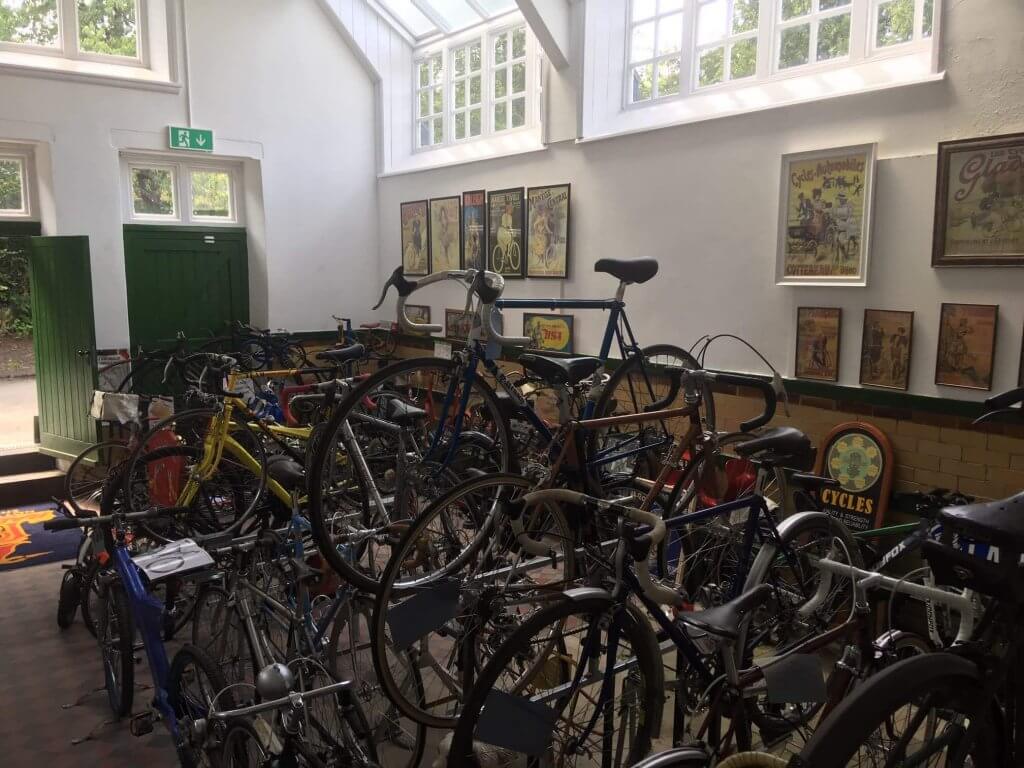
375,0 -> 1024,401
0,0 -> 377,346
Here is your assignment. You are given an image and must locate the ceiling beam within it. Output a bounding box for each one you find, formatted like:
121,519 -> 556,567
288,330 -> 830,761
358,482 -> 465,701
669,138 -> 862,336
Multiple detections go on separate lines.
410,0 -> 452,33
515,0 -> 570,70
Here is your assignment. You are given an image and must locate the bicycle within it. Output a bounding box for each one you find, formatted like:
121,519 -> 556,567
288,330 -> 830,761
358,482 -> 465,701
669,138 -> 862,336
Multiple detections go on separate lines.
492,239 -> 521,274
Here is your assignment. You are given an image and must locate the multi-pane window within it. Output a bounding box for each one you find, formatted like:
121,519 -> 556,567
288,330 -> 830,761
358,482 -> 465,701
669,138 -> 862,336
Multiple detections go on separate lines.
415,53 -> 445,148
874,0 -> 933,48
130,165 -> 176,219
695,0 -> 759,88
628,0 -> 684,103
776,0 -> 852,71
190,170 -> 232,220
126,159 -> 240,225
491,25 -> 527,132
0,155 -> 28,215
451,40 -> 482,141
0,0 -> 141,61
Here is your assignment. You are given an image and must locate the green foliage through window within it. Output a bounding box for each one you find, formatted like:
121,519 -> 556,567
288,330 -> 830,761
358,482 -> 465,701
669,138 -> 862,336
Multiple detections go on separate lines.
779,23 -> 810,68
0,0 -> 58,47
730,37 -> 757,79
0,159 -> 24,211
0,239 -> 32,336
781,0 -> 811,21
877,0 -> 914,47
131,167 -> 174,216
817,12 -> 850,60
77,0 -> 137,58
191,171 -> 230,218
732,0 -> 758,34
699,46 -> 724,87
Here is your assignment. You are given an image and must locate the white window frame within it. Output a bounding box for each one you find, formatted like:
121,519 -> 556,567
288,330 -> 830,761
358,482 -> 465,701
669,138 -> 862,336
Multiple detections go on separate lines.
868,0 -> 932,55
626,1 -> 685,103
772,0 -> 855,75
0,0 -> 147,67
488,24 -> 529,134
692,0 -> 760,90
449,38 -> 483,142
414,51 -> 445,149
122,154 -> 243,227
0,144 -> 36,220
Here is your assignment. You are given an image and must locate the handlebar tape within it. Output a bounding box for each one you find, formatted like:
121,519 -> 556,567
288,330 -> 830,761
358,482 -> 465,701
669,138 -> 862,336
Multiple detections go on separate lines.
713,372 -> 777,432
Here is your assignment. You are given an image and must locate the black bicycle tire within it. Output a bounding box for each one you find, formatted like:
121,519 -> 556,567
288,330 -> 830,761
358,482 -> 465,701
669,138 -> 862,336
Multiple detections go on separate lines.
448,595 -> 662,768
98,579 -> 135,717
191,584 -> 259,692
307,356 -> 514,593
219,718 -> 269,767
57,567 -> 82,628
168,643 -> 237,768
65,440 -> 131,517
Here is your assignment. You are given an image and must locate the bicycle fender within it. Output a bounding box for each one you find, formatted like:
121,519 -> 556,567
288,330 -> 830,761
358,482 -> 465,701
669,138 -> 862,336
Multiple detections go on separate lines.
562,586 -> 615,604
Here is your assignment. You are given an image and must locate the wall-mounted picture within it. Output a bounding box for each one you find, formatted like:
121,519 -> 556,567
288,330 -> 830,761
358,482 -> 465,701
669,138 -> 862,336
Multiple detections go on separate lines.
462,190 -> 487,271
429,196 -> 462,273
935,303 -> 998,390
400,200 -> 429,276
1018,333 -> 1024,387
859,309 -> 914,391
526,184 -> 571,278
795,307 -> 842,381
524,313 -> 574,353
444,308 -> 473,340
487,187 -> 524,278
933,132 -> 1024,267
404,304 -> 432,335
776,144 -> 876,286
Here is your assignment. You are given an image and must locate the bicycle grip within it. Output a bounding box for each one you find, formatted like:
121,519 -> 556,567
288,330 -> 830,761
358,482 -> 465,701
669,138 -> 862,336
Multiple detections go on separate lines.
714,372 -> 777,431
44,517 -> 82,532
984,387 -> 1024,411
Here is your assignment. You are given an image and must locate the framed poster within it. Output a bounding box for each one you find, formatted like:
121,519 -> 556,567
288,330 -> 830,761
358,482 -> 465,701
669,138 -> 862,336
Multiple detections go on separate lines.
462,190 -> 487,271
444,308 -> 473,340
795,307 -> 841,382
932,132 -> 1024,267
487,187 -> 524,278
935,303 -> 998,390
404,304 -> 432,335
524,313 -> 574,353
526,184 -> 570,278
400,200 -> 429,276
429,196 -> 462,273
859,309 -> 914,391
1019,333 -> 1024,387
813,422 -> 894,534
776,144 -> 876,286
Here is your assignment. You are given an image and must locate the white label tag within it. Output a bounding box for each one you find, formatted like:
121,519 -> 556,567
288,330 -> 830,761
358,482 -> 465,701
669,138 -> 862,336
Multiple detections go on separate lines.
131,538 -> 214,581
434,341 -> 453,360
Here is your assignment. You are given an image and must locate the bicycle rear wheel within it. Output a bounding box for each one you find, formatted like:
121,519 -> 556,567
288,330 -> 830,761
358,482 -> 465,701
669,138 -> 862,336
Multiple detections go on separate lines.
97,579 -> 135,717
168,643 -> 237,768
65,440 -> 131,516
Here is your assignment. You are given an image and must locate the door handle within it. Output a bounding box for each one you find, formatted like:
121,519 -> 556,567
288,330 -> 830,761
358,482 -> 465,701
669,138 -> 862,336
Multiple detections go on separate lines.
76,349 -> 91,357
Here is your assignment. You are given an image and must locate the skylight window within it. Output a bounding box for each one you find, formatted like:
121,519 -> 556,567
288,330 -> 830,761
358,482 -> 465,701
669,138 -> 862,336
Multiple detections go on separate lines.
376,0 -> 518,41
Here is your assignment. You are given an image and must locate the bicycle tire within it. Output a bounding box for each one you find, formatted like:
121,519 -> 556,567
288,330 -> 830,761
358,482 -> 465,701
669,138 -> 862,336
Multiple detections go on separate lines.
98,579 -> 135,717
192,585 -> 258,694
307,356 -> 514,593
65,440 -> 131,517
57,567 -> 82,628
220,718 -> 270,767
793,653 -> 1004,767
448,595 -> 663,768
168,643 -> 237,768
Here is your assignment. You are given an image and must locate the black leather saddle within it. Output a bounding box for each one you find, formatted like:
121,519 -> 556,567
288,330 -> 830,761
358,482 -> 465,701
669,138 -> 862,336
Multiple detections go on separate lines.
316,344 -> 366,364
735,426 -> 815,469
678,584 -> 775,640
594,258 -> 659,284
267,454 -> 306,491
940,491 -> 1024,550
519,354 -> 601,387
384,397 -> 428,426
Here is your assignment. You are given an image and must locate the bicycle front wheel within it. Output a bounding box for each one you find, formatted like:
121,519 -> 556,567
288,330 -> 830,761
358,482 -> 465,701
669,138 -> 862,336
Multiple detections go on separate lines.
97,579 -> 135,717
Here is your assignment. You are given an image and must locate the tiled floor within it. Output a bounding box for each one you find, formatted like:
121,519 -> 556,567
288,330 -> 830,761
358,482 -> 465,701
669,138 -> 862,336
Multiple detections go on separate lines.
0,562 -> 177,768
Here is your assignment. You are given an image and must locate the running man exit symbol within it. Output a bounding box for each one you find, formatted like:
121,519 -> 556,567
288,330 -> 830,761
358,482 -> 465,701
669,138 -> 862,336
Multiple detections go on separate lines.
167,126 -> 214,152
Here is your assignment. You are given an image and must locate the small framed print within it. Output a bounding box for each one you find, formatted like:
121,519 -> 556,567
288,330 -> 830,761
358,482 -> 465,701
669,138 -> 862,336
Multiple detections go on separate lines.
524,313 -> 574,353
935,303 -> 998,391
1019,333 -> 1024,387
429,196 -> 462,273
526,184 -> 570,278
462,190 -> 487,271
400,200 -> 429,276
932,132 -> 1024,267
796,307 -> 842,382
404,304 -> 431,335
776,144 -> 876,286
859,309 -> 914,391
487,187 -> 525,278
444,308 -> 473,340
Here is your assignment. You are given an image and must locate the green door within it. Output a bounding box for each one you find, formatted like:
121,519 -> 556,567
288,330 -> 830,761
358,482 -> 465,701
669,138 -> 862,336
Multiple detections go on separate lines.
123,225 -> 249,352
29,236 -> 98,458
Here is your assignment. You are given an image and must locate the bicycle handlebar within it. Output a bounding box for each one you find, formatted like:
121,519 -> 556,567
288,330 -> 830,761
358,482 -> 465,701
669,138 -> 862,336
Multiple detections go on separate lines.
974,387 -> 1024,426
676,369 -> 776,432
44,506 -> 194,531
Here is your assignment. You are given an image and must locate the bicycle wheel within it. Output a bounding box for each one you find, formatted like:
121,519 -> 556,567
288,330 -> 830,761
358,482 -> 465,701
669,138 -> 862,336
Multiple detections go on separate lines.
97,579 -> 135,717
57,567 -> 83,628
370,473 -> 575,728
192,585 -> 258,697
220,719 -> 270,767
509,241 -> 521,271
492,244 -> 505,273
794,653 -> 1004,767
307,356 -> 514,593
328,595 -> 426,768
65,440 -> 131,516
448,595 -> 663,768
168,643 -> 237,768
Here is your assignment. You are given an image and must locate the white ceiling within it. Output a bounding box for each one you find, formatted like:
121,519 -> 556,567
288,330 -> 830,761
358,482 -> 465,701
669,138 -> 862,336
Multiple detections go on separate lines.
375,0 -> 518,43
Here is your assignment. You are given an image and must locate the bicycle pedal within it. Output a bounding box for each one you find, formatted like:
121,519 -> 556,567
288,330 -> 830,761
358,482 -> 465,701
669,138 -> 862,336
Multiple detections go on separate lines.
129,710 -> 155,737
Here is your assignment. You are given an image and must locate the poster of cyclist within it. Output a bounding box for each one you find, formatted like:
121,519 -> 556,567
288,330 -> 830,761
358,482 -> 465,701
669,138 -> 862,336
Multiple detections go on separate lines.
795,307 -> 841,381
462,190 -> 487,270
776,144 -> 876,286
524,313 -> 574,353
526,184 -> 570,278
932,133 -> 1024,267
444,308 -> 474,340
487,187 -> 525,278
935,303 -> 998,390
859,309 -> 914,391
429,196 -> 462,273
400,200 -> 429,276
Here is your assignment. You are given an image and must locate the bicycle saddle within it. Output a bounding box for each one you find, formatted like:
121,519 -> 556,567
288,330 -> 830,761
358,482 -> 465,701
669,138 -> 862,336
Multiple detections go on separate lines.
594,258 -> 659,284
384,397 -> 428,426
519,354 -> 601,387
316,343 -> 366,363
266,454 -> 306,491
678,583 -> 775,641
940,491 -> 1024,551
734,426 -> 814,468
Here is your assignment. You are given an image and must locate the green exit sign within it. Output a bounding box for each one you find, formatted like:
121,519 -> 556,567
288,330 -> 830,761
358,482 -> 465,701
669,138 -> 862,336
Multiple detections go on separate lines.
168,126 -> 214,152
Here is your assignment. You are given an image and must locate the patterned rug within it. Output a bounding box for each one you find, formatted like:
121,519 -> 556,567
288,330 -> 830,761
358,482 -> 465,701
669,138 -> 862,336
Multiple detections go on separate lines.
0,504 -> 80,571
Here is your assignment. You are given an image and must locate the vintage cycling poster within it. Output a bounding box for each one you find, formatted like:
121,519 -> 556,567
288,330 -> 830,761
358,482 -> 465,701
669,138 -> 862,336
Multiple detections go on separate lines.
400,200 -> 429,276
795,307 -> 841,381
444,308 -> 473,340
462,190 -> 487,271
526,184 -> 570,278
429,196 -> 462,273
524,313 -> 574,353
932,133 -> 1024,267
776,144 -> 876,286
935,303 -> 998,390
487,187 -> 524,278
859,309 -> 914,391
